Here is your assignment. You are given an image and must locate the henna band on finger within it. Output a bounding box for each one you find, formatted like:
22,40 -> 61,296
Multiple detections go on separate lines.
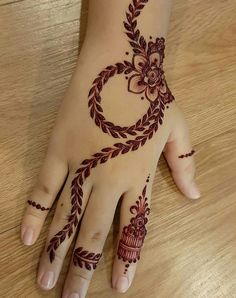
73,247 -> 102,270
27,200 -> 50,211
178,149 -> 195,159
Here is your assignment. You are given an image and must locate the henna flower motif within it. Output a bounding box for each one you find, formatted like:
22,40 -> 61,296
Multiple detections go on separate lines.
128,39 -> 168,102
131,214 -> 148,229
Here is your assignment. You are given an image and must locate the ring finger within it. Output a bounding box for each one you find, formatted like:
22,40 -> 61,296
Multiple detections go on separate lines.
112,174 -> 152,293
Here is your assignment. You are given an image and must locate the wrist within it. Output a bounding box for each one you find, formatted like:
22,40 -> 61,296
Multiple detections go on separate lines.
83,0 -> 172,48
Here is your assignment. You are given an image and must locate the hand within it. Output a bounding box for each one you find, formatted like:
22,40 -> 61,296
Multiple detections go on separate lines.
21,0 -> 200,297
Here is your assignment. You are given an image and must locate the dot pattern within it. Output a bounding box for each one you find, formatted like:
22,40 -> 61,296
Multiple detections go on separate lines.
178,149 -> 195,159
27,200 -> 50,211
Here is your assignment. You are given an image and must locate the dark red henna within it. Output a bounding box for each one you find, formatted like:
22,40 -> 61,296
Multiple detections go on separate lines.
47,0 -> 174,263
73,247 -> 102,270
88,1 -> 173,138
47,105 -> 162,261
124,263 -> 130,274
27,200 -> 49,211
178,149 -> 195,159
124,0 -> 173,104
117,178 -> 150,264
88,63 -> 167,139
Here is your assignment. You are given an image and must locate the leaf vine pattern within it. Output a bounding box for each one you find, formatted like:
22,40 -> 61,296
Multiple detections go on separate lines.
73,247 -> 102,271
47,0 -> 174,264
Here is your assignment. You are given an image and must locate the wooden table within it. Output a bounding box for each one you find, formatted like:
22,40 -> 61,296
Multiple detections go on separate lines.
0,0 -> 236,297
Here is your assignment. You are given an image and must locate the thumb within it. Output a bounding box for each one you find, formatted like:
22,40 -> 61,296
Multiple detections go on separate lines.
163,109 -> 200,199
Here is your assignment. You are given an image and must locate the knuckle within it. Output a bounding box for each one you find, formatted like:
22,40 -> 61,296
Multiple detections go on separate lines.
172,162 -> 196,183
90,231 -> 105,241
71,269 -> 92,282
183,162 -> 195,175
52,251 -> 65,263
35,181 -> 54,196
173,160 -> 195,175
81,229 -> 107,243
25,209 -> 46,221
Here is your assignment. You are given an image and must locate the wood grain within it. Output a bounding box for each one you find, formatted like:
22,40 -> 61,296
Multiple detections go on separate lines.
0,0 -> 235,297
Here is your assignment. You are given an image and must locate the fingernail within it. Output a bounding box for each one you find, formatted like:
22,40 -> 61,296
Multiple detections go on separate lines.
39,271 -> 54,289
68,293 -> 80,298
22,228 -> 34,245
190,182 -> 201,199
115,277 -> 129,293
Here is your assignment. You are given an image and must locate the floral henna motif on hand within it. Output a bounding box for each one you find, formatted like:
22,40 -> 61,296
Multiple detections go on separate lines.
47,0 -> 174,263
178,149 -> 195,159
27,200 -> 50,211
73,247 -> 102,270
118,176 -> 150,274
88,3 -> 173,139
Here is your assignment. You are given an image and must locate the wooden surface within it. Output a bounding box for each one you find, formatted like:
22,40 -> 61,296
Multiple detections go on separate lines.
0,0 -> 236,297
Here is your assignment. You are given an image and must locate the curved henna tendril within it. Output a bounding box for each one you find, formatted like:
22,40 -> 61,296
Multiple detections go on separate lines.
88,63 -> 161,139
47,0 -> 174,263
178,149 -> 195,159
73,247 -> 102,271
27,200 -> 50,211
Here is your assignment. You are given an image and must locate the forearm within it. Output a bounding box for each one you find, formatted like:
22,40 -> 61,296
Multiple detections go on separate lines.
79,0 -> 173,61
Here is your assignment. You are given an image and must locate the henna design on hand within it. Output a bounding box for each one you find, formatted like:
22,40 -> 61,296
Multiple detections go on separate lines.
27,200 -> 50,211
47,0 -> 174,263
73,247 -> 102,271
178,149 -> 195,159
117,176 -> 150,269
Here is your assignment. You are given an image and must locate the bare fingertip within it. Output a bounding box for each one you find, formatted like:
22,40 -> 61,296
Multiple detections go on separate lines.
189,182 -> 201,199
21,227 -> 35,245
38,271 -> 55,290
115,276 -> 129,293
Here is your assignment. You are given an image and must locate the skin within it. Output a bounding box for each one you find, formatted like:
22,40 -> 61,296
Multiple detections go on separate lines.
21,1 -> 201,297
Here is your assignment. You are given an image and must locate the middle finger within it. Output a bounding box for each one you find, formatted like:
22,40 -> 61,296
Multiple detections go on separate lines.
62,185 -> 121,298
